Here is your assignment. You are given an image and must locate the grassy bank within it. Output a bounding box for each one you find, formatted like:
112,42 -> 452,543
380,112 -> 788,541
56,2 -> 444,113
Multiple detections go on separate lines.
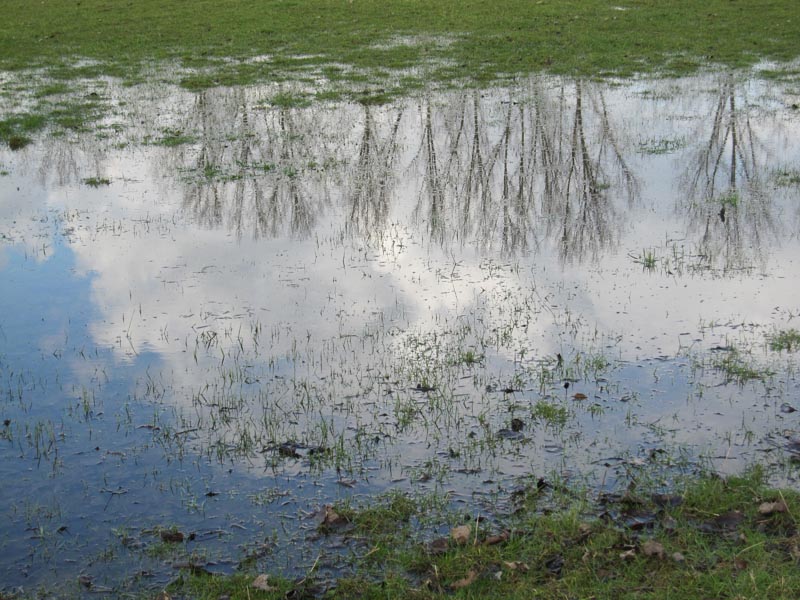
151,468 -> 800,599
1,0 -> 799,85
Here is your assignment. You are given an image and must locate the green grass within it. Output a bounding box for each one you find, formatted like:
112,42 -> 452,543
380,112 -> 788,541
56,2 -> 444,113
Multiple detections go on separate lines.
774,169 -> 800,187
710,346 -> 773,385
82,176 -> 111,187
158,467 -> 800,599
1,0 -> 798,87
769,329 -> 800,352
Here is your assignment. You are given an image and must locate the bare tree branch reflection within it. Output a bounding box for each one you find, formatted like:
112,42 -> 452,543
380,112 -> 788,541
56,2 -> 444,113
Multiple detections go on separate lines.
346,104 -> 403,241
174,88 -> 336,239
409,81 -> 637,261
679,75 -> 776,271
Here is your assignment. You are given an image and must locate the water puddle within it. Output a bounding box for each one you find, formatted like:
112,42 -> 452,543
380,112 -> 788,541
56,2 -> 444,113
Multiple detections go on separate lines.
1,71 -> 800,594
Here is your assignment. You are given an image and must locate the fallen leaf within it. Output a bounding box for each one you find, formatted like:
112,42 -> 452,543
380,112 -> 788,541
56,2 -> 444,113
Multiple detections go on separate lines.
503,561 -> 529,572
651,493 -> 683,508
661,515 -> 679,532
251,574 -> 276,592
672,552 -> 685,563
733,557 -> 748,571
160,530 -> 184,543
714,510 -> 745,531
641,540 -> 665,559
484,530 -> 509,545
319,505 -> 348,529
619,548 -> 637,560
545,554 -> 564,575
700,510 -> 744,533
577,523 -> 592,541
451,524 -> 472,545
572,393 -> 588,400
451,570 -> 477,590
758,500 -> 788,515
427,537 -> 449,555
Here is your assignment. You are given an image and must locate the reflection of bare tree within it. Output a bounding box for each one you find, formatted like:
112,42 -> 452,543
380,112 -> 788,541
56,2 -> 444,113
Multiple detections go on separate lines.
542,81 -> 637,264
28,136 -> 106,189
161,87 -> 338,240
680,76 -> 776,271
346,104 -> 403,240
410,82 -> 638,260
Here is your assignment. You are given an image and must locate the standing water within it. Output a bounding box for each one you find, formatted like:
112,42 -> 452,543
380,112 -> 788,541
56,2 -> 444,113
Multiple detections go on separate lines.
1,71 -> 800,595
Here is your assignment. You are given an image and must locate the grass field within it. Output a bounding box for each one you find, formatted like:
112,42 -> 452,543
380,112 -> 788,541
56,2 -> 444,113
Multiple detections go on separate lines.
1,0 -> 799,87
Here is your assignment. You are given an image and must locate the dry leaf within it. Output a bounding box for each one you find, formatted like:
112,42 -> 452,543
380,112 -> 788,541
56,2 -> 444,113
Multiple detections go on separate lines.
428,537 -> 449,555
572,393 -> 588,400
733,557 -> 748,571
758,500 -> 788,515
319,505 -> 348,528
251,574 -> 277,592
484,530 -> 509,545
451,570 -> 477,590
450,524 -> 472,545
672,552 -> 686,563
641,540 -> 665,559
503,561 -> 529,572
619,548 -> 637,560
577,523 -> 592,541
160,530 -> 184,543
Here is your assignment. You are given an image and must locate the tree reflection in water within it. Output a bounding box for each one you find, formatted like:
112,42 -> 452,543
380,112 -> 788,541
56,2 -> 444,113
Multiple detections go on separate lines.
11,74 -> 797,271
679,75 -> 777,272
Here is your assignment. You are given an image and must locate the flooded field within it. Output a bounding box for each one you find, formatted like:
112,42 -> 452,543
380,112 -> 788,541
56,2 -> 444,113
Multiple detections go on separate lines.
2,70 -> 800,596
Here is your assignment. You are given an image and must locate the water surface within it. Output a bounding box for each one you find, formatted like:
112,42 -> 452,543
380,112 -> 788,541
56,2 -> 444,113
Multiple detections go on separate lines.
1,71 -> 800,595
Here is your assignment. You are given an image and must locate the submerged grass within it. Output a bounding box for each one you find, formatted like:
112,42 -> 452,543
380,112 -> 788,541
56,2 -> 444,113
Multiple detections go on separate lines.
769,329 -> 800,352
159,467 -> 800,599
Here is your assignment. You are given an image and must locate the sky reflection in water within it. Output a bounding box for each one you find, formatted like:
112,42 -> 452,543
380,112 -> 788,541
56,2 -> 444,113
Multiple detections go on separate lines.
1,71 -> 800,593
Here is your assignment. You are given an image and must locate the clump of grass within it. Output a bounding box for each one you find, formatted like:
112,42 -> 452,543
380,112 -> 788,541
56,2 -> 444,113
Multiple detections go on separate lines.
718,190 -> 740,207
83,176 -> 111,187
711,347 -> 773,384
268,91 -> 312,109
773,169 -> 800,187
335,490 -> 419,536
769,328 -> 800,352
531,399 -> 570,427
455,348 -> 483,366
637,137 -> 686,155
0,112 -> 46,149
152,128 -> 195,147
632,248 -> 658,270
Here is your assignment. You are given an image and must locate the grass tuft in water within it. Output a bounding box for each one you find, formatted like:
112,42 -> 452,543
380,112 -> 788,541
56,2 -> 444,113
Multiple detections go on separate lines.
83,176 -> 111,187
769,329 -> 800,352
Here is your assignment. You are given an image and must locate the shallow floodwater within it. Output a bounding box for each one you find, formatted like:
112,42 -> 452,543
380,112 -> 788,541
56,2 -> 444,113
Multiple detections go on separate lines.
1,71 -> 800,595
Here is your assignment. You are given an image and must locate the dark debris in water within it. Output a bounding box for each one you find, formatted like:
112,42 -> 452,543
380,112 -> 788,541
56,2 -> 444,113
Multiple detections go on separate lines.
269,441 -> 329,460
